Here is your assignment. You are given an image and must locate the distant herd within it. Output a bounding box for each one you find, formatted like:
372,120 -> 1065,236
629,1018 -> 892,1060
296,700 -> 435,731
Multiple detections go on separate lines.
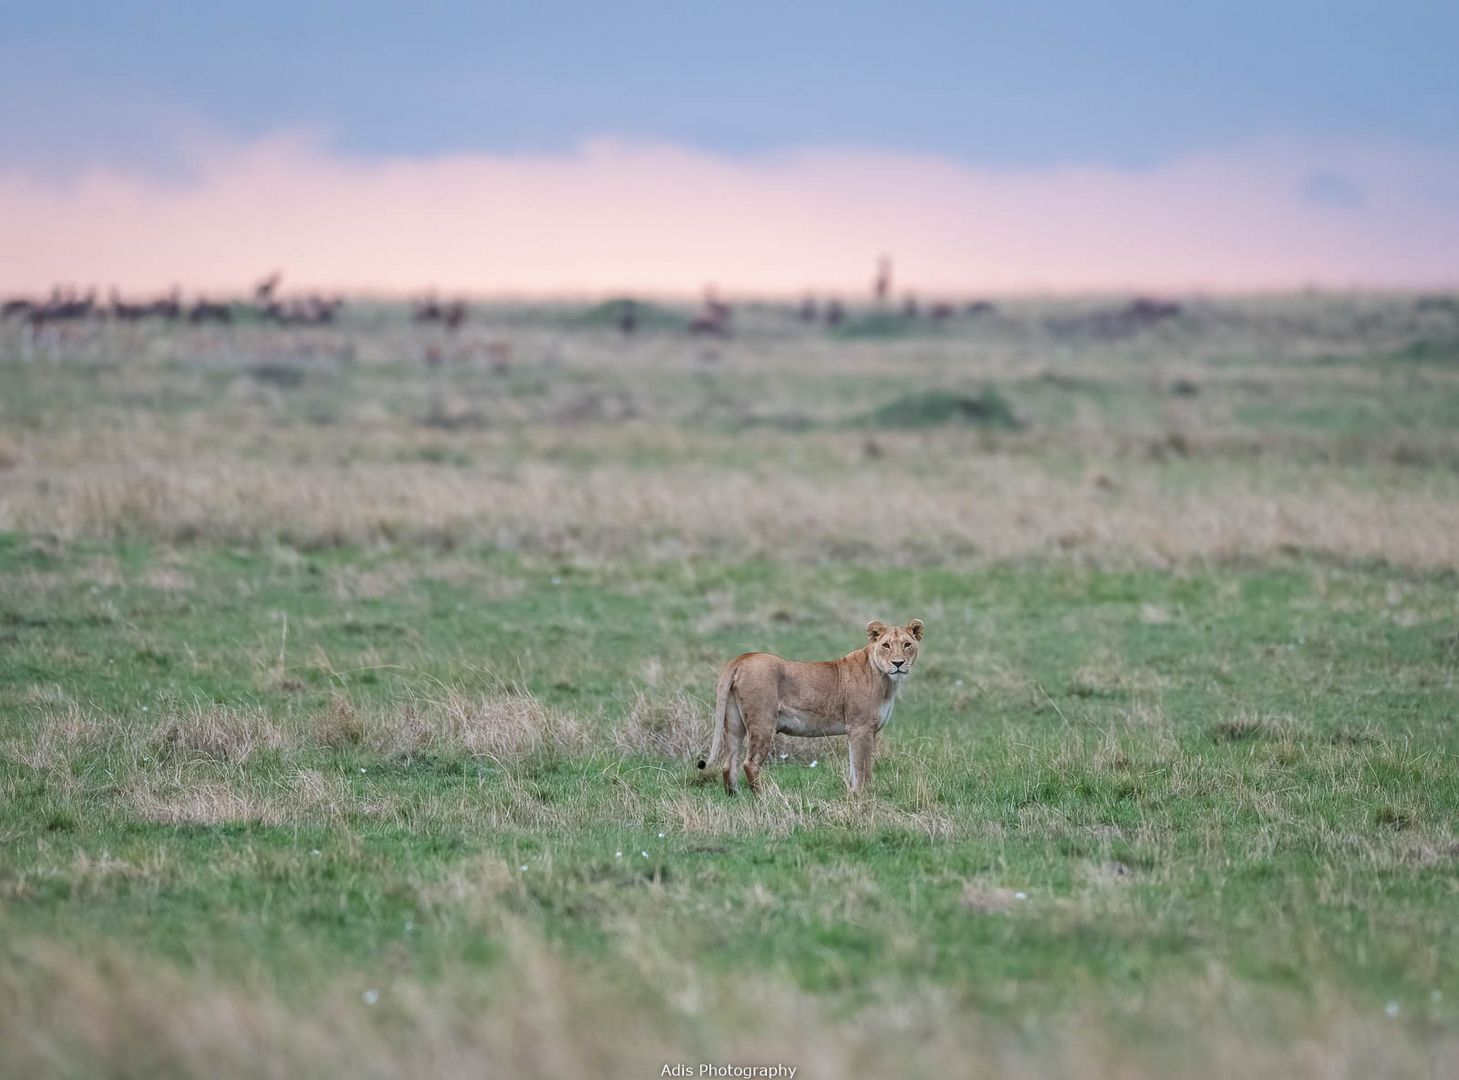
1,281 -> 345,329
2,266 -> 1201,341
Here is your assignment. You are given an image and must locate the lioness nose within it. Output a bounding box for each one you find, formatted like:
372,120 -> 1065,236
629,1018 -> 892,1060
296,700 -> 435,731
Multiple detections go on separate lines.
892,659 -> 905,668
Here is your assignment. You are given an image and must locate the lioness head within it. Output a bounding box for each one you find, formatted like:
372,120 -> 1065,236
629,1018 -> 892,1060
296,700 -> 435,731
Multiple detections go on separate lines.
866,619 -> 924,681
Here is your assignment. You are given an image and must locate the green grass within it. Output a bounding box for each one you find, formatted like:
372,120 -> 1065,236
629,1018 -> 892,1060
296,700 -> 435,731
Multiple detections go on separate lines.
830,311 -> 940,340
574,297 -> 687,332
4,541 -> 1458,1016
3,296 -> 1459,1075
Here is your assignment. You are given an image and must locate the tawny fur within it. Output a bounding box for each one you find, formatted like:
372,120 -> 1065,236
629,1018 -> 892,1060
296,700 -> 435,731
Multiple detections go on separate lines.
698,619 -> 923,795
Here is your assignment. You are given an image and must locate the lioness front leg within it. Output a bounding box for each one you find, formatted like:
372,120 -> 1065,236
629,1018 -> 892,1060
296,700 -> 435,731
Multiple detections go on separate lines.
848,726 -> 877,795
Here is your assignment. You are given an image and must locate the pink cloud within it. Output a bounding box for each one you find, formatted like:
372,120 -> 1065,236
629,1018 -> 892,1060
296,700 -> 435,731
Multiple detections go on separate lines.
2,134 -> 1456,296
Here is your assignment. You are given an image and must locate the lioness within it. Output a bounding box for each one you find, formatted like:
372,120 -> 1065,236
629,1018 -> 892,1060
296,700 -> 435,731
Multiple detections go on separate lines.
697,619 -> 924,794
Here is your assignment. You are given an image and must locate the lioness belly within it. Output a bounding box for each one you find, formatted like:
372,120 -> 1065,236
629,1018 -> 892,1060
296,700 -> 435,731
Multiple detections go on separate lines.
775,707 -> 845,737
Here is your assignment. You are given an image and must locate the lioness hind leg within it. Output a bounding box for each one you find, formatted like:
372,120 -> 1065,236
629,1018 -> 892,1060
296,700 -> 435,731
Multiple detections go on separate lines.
744,726 -> 774,794
723,702 -> 747,795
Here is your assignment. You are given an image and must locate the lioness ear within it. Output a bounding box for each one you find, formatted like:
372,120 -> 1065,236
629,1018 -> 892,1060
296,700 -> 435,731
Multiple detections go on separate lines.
866,620 -> 887,641
905,619 -> 924,641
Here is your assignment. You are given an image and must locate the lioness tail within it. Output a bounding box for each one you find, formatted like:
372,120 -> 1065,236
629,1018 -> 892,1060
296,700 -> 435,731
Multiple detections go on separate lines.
697,663 -> 735,770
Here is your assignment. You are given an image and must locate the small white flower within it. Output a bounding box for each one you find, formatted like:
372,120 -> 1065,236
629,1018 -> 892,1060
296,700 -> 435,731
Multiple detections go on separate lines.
141,705 -> 149,712
810,760 -> 819,768
519,864 -> 528,872
310,849 -> 322,856
1386,1001 -> 1400,1018
358,767 -> 366,774
779,753 -> 788,760
1014,891 -> 1028,901
362,989 -> 380,1006
550,576 -> 562,585
641,851 -> 649,858
615,851 -> 622,859
403,920 -> 414,932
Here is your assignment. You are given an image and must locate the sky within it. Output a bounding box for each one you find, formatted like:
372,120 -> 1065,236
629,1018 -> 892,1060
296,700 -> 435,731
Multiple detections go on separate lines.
3,1 -> 1459,297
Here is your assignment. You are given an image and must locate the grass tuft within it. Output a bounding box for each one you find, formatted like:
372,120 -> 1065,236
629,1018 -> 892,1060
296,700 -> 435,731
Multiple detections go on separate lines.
860,387 -> 1022,429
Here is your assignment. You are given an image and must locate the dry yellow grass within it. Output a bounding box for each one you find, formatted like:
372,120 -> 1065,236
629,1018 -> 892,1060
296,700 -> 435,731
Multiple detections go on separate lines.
6,300 -> 1459,570
4,455 -> 1458,567
2,927 -> 1454,1080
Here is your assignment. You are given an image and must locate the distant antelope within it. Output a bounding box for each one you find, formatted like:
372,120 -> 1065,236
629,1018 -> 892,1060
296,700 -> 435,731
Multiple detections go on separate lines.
254,271 -> 282,304
690,310 -> 729,335
874,255 -> 892,303
691,286 -> 731,336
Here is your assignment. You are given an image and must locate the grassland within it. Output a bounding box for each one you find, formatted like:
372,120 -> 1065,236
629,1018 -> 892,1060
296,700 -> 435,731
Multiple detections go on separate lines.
2,295 -> 1458,1077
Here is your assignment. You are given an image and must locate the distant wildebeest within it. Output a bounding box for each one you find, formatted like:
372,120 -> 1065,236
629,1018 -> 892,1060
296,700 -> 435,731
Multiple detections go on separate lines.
1056,297 -> 1178,340
691,288 -> 731,336
145,291 -> 183,320
16,288 -> 96,326
108,289 -> 148,322
414,295 -> 465,332
798,295 -> 818,322
13,286 -> 185,325
262,296 -> 343,326
1125,298 -> 1182,323
188,299 -> 233,325
618,298 -> 638,336
825,299 -> 846,327
1049,297 -> 1182,340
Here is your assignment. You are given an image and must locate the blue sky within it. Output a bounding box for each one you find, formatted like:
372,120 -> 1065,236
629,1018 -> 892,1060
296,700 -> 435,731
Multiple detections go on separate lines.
4,3 -> 1457,294
5,1 -> 1459,173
